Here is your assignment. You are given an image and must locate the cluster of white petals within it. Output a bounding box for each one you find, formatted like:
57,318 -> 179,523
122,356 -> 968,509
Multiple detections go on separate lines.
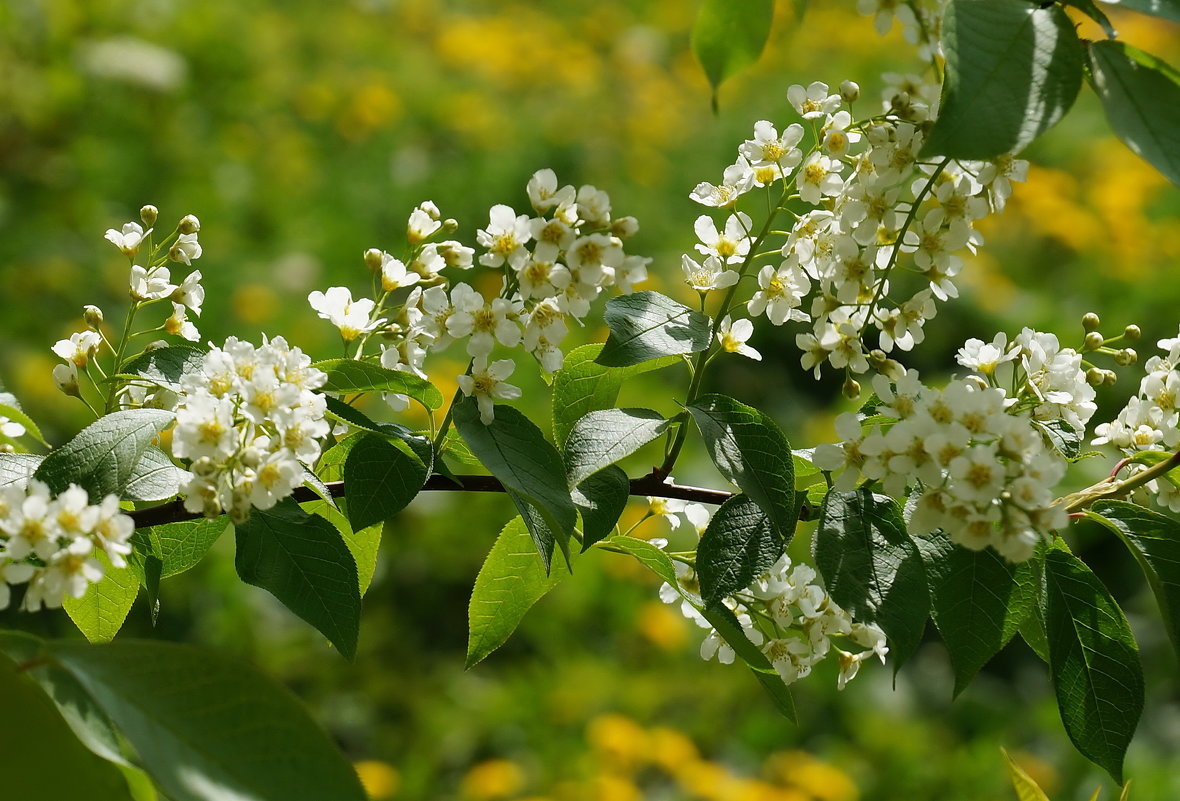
0,480 -> 134,611
172,336 -> 329,523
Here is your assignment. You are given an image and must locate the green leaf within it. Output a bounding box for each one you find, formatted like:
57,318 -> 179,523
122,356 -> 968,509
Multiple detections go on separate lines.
47,639 -> 368,801
303,499 -> 382,595
234,498 -> 361,659
917,532 -> 1039,695
563,408 -> 671,488
507,489 -> 562,570
0,400 -> 48,447
0,452 -> 43,487
596,291 -> 711,368
603,534 -> 679,585
33,408 -> 175,498
922,0 -> 1084,159
466,516 -> 574,668
551,344 -> 678,445
313,358 -> 443,409
691,0 -> 774,113
123,445 -> 189,502
128,517 -> 227,581
1089,500 -> 1180,663
697,495 -> 783,607
1062,0 -> 1118,37
63,551 -> 139,643
698,605 -> 796,723
814,489 -> 928,671
0,650 -> 133,801
343,433 -> 428,531
454,397 -> 577,571
1044,549 -> 1143,784
1088,40 -> 1180,188
1097,0 -> 1180,24
1034,418 -> 1083,461
323,394 -> 385,435
26,657 -> 133,767
117,345 -> 207,391
1003,747 -> 1052,801
685,394 -> 796,537
573,465 -> 630,550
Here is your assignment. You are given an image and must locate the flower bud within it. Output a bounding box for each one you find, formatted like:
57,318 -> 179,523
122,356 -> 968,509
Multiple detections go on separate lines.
1115,348 -> 1137,366
83,305 -> 104,329
1086,367 -> 1105,387
840,80 -> 860,103
178,214 -> 201,234
442,218 -> 459,234
53,363 -> 80,396
364,248 -> 385,272
1083,331 -> 1104,351
1123,324 -> 1142,341
192,457 -> 218,478
1082,312 -> 1101,332
140,205 -> 159,227
1103,369 -> 1118,386
842,377 -> 861,400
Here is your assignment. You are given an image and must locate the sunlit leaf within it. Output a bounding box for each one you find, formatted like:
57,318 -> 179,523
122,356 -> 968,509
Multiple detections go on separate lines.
63,551 -> 139,643
313,358 -> 443,409
596,291 -> 710,368
563,408 -> 670,488
697,494 -> 782,607
691,0 -> 775,113
34,408 -> 174,499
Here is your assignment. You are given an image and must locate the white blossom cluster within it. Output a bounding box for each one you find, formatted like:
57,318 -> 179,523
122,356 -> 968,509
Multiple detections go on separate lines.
1094,328 -> 1180,511
53,207 -> 205,401
171,336 -> 330,523
0,479 -> 134,611
813,367 -> 1070,562
659,552 -> 887,690
307,172 -> 647,423
687,73 -> 1027,383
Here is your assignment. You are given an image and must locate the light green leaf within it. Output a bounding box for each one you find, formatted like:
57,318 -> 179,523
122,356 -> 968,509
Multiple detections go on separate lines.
1003,747 -> 1052,801
1097,0 -> 1180,24
573,465 -> 630,550
466,516 -> 574,668
563,408 -> 671,488
596,291 -> 711,368
128,517 -> 227,582
814,489 -> 928,672
923,0 -> 1084,159
123,445 -> 189,502
0,452 -> 43,487
698,604 -> 796,722
313,358 -> 443,409
117,345 -> 207,391
697,494 -> 783,607
304,499 -> 382,595
33,408 -> 175,498
0,401 -> 48,447
551,344 -> 678,445
47,639 -> 368,801
602,534 -> 679,586
1089,500 -> 1180,663
63,551 -> 139,643
343,433 -> 428,531
1088,40 -> 1180,188
1044,549 -> 1143,784
685,394 -> 796,537
691,0 -> 774,113
234,498 -> 361,658
454,397 -> 577,572
918,532 -> 1039,695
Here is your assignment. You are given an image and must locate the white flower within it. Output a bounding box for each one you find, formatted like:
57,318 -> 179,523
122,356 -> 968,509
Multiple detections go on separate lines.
104,222 -> 151,258
307,286 -> 379,342
169,232 -> 202,265
690,159 -> 755,208
163,302 -> 200,341
797,152 -> 845,205
406,203 -> 442,245
52,331 -> 102,367
173,270 -> 205,314
379,252 -> 420,292
52,362 -> 80,396
820,110 -> 861,158
787,81 -> 841,120
717,317 -> 761,361
681,254 -> 738,293
457,358 -> 522,424
477,204 -> 532,268
526,168 -> 575,213
172,392 -> 237,461
445,284 -> 522,357
694,212 -> 752,264
739,120 -> 805,176
130,265 -> 177,301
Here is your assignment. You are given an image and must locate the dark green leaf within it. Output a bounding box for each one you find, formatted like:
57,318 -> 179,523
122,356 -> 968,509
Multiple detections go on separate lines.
303,499 -> 382,595
602,534 -> 679,585
24,659 -> 132,767
1044,549 -> 1143,784
123,445 -> 189,502
697,495 -> 784,607
301,464 -> 337,509
551,344 -> 678,445
323,394 -> 385,435
0,452 -> 43,487
691,0 -> 774,113
454,397 -> 577,570
1088,40 -> 1180,187
923,0 -> 1084,159
466,516 -> 574,668
48,639 -> 368,801
563,408 -> 670,487
117,345 -> 207,391
63,551 -> 139,643
596,291 -> 710,368
33,408 -> 175,498
507,489 -> 561,570
686,394 -> 796,537
1089,500 -> 1180,663
1034,419 -> 1083,461
573,464 -> 630,550
814,489 -> 928,671
917,532 -> 1039,695
1097,0 -> 1180,24
128,517 -> 227,581
313,358 -> 443,409
698,605 -> 796,723
343,433 -> 428,531
234,498 -> 361,658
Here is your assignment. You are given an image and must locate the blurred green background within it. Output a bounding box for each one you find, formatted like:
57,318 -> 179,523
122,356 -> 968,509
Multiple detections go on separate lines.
3,1 -> 1180,799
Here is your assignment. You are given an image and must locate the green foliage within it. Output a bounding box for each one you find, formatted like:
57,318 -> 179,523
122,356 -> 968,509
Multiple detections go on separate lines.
0,400 -> 48,448
572,465 -> 630,550
234,498 -> 362,659
685,394 -> 796,538
313,358 -> 444,409
33,408 -> 174,498
691,0 -> 775,113
596,291 -> 711,368
116,345 -> 207,392
1004,747 -> 1052,801
128,517 -> 228,581
696,494 -> 782,608
1061,0 -> 1118,38
814,490 -> 928,672
343,433 -> 428,530
466,516 -> 573,668
64,551 -> 140,643
1087,40 -> 1180,188
923,0 -> 1083,159
602,534 -> 679,585
1044,548 -> 1143,784
123,445 -> 190,502
1099,0 -> 1180,23
563,408 -> 671,488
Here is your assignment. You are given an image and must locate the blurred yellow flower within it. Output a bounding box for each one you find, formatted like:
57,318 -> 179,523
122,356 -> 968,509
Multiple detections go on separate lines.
231,283 -> 279,325
635,600 -> 689,650
764,751 -> 858,801
586,713 -> 649,773
461,758 -> 526,800
354,759 -> 400,799
591,773 -> 643,801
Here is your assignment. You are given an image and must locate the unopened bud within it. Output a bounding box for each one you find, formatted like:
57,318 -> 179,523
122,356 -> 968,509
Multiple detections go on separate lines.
53,363 -> 80,396
442,218 -> 459,234
1115,348 -> 1137,366
840,80 -> 860,103
418,201 -> 440,221
83,305 -> 104,329
364,248 -> 384,272
842,377 -> 861,400
192,457 -> 218,478
1083,331 -> 1105,351
866,349 -> 888,368
1086,367 -> 1105,387
611,216 -> 639,239
1103,369 -> 1118,386
178,214 -> 200,234
140,205 -> 159,227
1123,324 -> 1141,341
1082,312 -> 1101,332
